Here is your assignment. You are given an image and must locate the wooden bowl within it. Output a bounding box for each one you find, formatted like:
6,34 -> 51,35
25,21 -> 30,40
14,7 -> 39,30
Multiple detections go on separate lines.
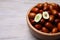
26,3 -> 60,40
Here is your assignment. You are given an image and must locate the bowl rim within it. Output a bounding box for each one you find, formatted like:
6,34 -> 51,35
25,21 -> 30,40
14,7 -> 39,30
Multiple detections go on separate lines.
26,3 -> 60,36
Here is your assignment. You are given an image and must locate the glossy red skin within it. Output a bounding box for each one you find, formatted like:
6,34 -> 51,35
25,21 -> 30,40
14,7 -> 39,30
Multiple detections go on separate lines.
40,19 -> 45,24
49,15 -> 54,22
45,22 -> 53,29
39,10 -> 43,13
52,27 -> 58,33
42,27 -> 49,33
35,24 -> 41,30
31,8 -> 39,13
43,2 -> 48,10
58,13 -> 60,18
28,13 -> 36,19
57,23 -> 60,31
55,19 -> 60,23
37,3 -> 43,8
51,10 -> 58,15
30,19 -> 35,24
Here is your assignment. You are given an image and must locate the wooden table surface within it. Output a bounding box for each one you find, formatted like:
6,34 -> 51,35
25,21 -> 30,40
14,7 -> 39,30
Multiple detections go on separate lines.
0,0 -> 60,40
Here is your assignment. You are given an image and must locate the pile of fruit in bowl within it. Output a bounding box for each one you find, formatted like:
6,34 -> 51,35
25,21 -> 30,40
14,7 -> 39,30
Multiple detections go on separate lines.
28,2 -> 60,33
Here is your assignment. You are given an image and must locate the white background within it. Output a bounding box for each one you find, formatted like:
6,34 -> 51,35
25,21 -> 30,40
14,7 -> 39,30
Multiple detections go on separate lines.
0,0 -> 60,40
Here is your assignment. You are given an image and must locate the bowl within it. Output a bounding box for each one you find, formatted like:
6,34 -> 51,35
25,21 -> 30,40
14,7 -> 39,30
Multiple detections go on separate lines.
26,3 -> 60,40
